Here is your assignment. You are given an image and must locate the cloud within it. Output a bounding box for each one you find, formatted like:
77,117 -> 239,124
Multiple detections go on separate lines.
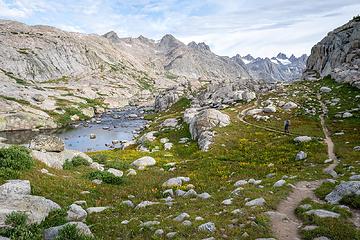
1,0 -> 359,57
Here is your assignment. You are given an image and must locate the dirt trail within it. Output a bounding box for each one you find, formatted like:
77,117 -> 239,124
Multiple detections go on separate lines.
237,96 -> 339,240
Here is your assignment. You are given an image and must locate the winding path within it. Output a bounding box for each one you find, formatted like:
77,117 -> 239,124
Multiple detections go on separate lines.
237,95 -> 339,240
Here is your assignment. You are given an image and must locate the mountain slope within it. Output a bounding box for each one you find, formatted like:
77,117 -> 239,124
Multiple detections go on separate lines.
232,53 -> 307,82
0,20 -> 255,131
303,17 -> 360,88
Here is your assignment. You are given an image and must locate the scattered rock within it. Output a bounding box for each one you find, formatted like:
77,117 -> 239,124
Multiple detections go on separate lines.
29,135 -> 64,152
122,200 -> 134,208
294,136 -> 312,143
305,209 -> 340,218
198,222 -> 216,232
295,151 -> 307,160
166,232 -> 177,239
273,179 -> 286,187
139,221 -> 160,228
161,118 -> 178,128
320,86 -> 332,93
174,212 -> 190,222
66,204 -> 87,222
282,101 -> 298,110
86,207 -> 109,214
325,181 -> 360,204
107,168 -> 123,177
164,142 -> 173,150
162,177 -> 190,188
0,180 -> 31,195
342,112 -> 353,118
131,156 -> 156,169
135,201 -> 159,209
245,197 -> 266,207
44,222 -> 93,240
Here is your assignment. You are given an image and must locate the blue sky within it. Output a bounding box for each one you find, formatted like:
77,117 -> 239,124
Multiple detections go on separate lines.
0,0 -> 359,57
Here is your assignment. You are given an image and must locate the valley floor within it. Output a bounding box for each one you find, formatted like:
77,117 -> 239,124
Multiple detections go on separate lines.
0,77 -> 359,239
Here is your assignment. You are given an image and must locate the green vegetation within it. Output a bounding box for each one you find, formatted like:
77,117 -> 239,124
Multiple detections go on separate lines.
296,198 -> 360,240
0,68 -> 29,85
55,224 -> 95,240
0,146 -> 33,181
0,95 -> 31,106
165,71 -> 179,80
87,171 -> 124,185
42,76 -> 70,84
0,211 -> 93,240
63,156 -> 90,170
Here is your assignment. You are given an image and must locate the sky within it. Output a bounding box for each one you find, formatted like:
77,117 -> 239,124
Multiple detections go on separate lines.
0,0 -> 359,58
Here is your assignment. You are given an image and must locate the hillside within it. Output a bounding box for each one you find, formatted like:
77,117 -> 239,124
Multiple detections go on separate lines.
0,20 -> 254,131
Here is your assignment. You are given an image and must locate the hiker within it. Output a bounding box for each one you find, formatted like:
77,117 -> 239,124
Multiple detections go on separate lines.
284,119 -> 290,133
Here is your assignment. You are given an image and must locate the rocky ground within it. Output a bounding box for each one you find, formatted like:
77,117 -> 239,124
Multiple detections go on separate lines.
0,76 -> 359,239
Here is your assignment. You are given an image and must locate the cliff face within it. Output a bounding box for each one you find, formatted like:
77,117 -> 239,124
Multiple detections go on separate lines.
303,17 -> 360,88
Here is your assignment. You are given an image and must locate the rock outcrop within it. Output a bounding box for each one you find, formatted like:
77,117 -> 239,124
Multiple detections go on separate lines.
188,109 -> 230,151
0,180 -> 61,225
303,17 -> 360,88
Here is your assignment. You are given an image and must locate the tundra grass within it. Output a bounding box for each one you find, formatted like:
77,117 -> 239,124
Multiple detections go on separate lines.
5,99 -> 328,239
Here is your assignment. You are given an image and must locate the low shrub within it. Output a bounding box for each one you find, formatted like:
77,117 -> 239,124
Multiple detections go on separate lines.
55,224 -> 94,240
88,171 -> 123,185
91,154 -> 108,164
0,212 -> 42,240
63,156 -> 90,170
0,145 -> 33,171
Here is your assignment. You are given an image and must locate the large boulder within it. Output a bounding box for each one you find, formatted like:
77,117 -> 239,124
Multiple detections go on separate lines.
66,204 -> 87,222
31,149 -> 93,169
154,89 -> 181,112
0,187 -> 61,225
131,156 -> 156,169
282,101 -> 298,110
0,180 -> 31,195
325,181 -> 360,204
29,135 -> 64,152
189,109 -> 230,151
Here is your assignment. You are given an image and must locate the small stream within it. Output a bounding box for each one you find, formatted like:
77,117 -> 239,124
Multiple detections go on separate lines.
0,107 -> 148,152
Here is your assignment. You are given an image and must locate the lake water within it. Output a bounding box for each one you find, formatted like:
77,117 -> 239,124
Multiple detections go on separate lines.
0,107 -> 148,152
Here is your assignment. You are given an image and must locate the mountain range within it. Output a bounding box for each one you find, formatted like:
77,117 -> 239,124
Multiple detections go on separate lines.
232,53 -> 308,82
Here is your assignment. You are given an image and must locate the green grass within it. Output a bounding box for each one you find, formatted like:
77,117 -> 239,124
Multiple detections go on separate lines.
296,198 -> 360,240
42,76 -> 70,84
0,68 -> 29,85
0,77 -> 358,239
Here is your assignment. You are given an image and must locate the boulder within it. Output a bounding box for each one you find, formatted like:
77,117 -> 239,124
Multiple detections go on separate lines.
33,94 -> 46,102
0,194 -> 60,225
86,207 -> 109,214
135,201 -> 159,209
245,197 -> 266,207
305,209 -> 340,218
242,91 -> 256,102
43,222 -> 93,240
263,105 -> 276,113
320,86 -> 332,93
295,151 -> 307,160
246,108 -> 263,115
66,204 -> 87,222
189,109 -> 230,151
273,179 -> 286,187
325,181 -> 360,204
161,118 -> 178,128
343,112 -> 353,118
31,149 -> 93,169
131,156 -> 156,169
29,135 -> 64,152
137,131 -> 157,144
282,101 -> 298,110
162,177 -> 190,188
107,168 -> 123,177
294,136 -> 312,143
198,222 -> 216,232
173,212 -> 190,222
81,107 -> 95,118
0,180 -> 31,195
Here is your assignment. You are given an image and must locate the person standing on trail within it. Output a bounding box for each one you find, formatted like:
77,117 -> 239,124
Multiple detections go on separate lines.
284,119 -> 290,133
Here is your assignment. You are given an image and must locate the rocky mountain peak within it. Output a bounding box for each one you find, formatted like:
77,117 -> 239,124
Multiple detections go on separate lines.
103,31 -> 120,42
158,34 -> 184,52
188,41 -> 211,51
276,53 -> 288,59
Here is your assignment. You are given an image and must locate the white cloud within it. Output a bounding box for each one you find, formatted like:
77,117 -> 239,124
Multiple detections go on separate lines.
1,0 -> 359,58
